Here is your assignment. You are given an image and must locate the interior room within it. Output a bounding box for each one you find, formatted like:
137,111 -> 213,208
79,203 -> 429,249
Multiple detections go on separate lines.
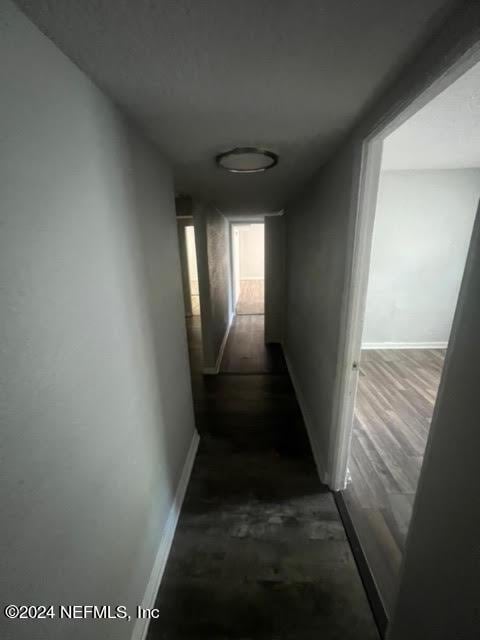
342,59 -> 480,617
232,223 -> 265,315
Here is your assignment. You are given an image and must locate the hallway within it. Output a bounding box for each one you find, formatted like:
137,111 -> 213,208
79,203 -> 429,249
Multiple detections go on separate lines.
220,315 -> 287,374
3,4 -> 480,640
147,315 -> 379,639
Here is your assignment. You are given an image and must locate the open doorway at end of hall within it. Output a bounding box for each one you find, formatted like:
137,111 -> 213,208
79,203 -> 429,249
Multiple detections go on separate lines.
222,220 -> 286,375
231,223 -> 265,315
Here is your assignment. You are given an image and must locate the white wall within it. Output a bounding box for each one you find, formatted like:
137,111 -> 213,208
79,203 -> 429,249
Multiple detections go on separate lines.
363,169 -> 480,347
284,146 -> 354,482
194,204 -> 231,371
0,3 -> 196,639
238,224 -> 265,279
284,1 -> 480,635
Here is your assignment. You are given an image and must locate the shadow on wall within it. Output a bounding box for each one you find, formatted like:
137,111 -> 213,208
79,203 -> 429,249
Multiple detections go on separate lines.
126,124 -> 197,509
0,4 -> 196,639
193,203 -> 231,371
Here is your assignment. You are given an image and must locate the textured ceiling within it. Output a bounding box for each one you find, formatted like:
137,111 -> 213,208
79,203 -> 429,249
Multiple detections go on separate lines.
383,60 -> 480,170
17,0 -> 456,212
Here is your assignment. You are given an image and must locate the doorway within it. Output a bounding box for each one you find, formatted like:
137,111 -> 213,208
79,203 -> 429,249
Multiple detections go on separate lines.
335,56 -> 480,623
231,223 -> 265,315
185,225 -> 200,316
221,220 -> 286,374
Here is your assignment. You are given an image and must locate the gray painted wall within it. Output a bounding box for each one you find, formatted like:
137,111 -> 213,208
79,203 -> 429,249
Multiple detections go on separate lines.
363,169 -> 480,346
0,3 -> 196,639
194,204 -> 230,370
284,146 -> 355,477
265,216 -> 286,344
284,1 -> 480,636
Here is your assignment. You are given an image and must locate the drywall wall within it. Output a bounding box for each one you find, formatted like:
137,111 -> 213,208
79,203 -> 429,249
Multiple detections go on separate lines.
381,60 -> 480,171
265,216 -> 286,344
284,145 -> 355,480
363,169 -> 480,346
284,1 -> 480,635
238,224 -> 265,279
194,204 -> 230,371
0,3 -> 196,639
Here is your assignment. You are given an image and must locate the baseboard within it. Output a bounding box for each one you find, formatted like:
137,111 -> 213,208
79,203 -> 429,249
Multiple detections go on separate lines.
131,429 -> 200,640
238,276 -> 264,281
334,492 -> 387,638
362,341 -> 447,350
203,312 -> 234,375
283,350 -> 329,486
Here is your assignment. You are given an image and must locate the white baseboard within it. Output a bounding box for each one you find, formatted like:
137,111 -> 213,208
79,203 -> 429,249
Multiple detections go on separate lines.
283,350 -> 329,486
203,312 -> 234,375
361,341 -> 448,350
238,276 -> 264,281
131,429 -> 200,640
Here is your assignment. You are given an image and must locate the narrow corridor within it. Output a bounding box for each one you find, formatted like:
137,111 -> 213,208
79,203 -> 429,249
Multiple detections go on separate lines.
147,315 -> 379,639
220,315 -> 287,374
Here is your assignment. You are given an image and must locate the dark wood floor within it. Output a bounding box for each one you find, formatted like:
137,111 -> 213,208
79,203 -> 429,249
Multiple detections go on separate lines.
221,314 -> 287,374
342,348 -> 445,616
147,315 -> 379,639
236,279 -> 264,315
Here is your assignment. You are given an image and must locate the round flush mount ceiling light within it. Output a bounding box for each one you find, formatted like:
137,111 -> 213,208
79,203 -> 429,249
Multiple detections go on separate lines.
216,147 -> 278,173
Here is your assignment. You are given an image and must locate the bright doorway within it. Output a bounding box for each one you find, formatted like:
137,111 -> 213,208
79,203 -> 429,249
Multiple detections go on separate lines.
231,223 -> 265,315
185,225 -> 200,315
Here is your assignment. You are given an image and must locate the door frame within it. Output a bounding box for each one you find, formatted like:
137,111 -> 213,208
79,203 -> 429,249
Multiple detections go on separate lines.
230,224 -> 240,313
227,218 -> 266,318
328,44 -> 480,492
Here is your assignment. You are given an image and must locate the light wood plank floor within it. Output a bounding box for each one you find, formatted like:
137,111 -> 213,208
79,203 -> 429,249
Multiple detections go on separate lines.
191,294 -> 200,315
342,348 -> 445,616
190,279 -> 201,315
236,279 -> 264,315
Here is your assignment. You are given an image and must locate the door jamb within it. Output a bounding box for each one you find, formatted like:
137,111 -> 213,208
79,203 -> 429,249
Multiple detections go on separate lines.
327,138 -> 383,491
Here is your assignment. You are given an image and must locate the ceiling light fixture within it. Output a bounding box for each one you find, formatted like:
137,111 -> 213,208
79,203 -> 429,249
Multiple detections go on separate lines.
216,147 -> 278,173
